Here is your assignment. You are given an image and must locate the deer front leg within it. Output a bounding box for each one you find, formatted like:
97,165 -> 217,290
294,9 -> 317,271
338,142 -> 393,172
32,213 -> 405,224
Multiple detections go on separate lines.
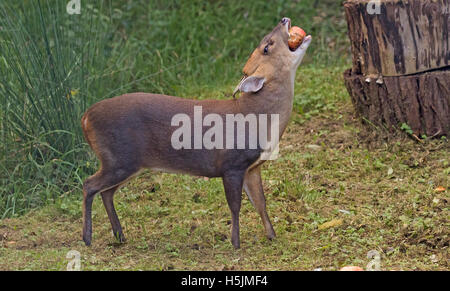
244,166 -> 275,240
222,171 -> 245,249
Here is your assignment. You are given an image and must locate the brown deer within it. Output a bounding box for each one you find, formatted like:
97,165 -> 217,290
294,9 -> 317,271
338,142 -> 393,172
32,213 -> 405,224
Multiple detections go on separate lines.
81,17 -> 312,249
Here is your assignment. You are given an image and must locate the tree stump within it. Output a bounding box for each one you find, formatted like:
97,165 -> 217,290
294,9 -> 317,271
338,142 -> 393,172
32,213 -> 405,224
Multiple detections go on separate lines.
344,0 -> 449,77
344,68 -> 450,137
343,0 -> 450,137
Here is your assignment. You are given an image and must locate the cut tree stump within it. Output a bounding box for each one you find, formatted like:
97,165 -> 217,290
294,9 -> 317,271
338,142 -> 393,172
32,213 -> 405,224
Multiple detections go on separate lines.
344,0 -> 449,77
343,0 -> 450,137
344,68 -> 450,137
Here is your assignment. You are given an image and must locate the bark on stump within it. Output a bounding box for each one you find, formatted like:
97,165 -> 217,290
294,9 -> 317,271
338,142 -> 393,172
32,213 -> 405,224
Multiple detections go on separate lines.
343,0 -> 450,137
344,68 -> 450,137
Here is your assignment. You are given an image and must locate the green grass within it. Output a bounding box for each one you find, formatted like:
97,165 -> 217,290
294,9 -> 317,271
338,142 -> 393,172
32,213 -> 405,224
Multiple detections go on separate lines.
0,0 -> 114,217
102,0 -> 350,97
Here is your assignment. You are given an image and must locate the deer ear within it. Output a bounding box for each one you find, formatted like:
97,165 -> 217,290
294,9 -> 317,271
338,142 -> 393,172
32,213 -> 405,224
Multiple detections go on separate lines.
233,75 -> 265,97
239,76 -> 265,93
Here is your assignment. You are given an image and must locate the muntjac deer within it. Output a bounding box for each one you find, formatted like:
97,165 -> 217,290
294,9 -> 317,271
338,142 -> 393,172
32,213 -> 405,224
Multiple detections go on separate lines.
81,18 -> 312,249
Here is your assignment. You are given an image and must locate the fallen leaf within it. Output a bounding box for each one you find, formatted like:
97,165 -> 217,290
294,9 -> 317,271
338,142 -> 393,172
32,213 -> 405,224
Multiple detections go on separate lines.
340,266 -> 364,271
434,186 -> 445,193
306,144 -> 322,151
318,219 -> 343,230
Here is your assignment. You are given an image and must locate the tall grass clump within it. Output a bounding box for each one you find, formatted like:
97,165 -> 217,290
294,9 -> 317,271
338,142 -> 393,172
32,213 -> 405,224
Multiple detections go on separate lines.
0,0 -> 122,218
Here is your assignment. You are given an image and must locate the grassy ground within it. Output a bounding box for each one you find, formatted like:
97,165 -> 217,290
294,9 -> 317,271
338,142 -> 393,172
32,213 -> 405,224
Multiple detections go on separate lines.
0,66 -> 448,270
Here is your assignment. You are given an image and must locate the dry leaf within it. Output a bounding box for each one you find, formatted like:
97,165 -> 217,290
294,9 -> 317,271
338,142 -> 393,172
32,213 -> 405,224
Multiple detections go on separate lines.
318,219 -> 343,230
306,144 -> 322,151
434,186 -> 445,193
340,266 -> 364,271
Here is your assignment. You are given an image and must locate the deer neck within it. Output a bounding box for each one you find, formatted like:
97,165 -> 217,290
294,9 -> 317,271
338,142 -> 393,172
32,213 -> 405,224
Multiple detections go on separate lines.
238,72 -> 295,133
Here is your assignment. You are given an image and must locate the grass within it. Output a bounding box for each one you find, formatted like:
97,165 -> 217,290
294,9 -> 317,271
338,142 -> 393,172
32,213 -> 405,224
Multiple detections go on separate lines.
0,0 -> 448,270
0,0 -> 114,217
0,67 -> 448,270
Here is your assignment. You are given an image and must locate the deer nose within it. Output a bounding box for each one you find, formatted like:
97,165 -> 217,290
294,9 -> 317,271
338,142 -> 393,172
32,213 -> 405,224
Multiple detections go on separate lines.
281,17 -> 290,25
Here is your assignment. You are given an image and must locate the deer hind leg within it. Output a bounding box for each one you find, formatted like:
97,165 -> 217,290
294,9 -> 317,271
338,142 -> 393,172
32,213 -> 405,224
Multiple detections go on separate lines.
82,165 -> 138,246
243,166 -> 276,240
101,185 -> 125,243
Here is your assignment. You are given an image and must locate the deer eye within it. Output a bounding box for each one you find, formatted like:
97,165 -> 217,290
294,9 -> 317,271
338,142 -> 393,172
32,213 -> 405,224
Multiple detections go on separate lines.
263,40 -> 274,55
